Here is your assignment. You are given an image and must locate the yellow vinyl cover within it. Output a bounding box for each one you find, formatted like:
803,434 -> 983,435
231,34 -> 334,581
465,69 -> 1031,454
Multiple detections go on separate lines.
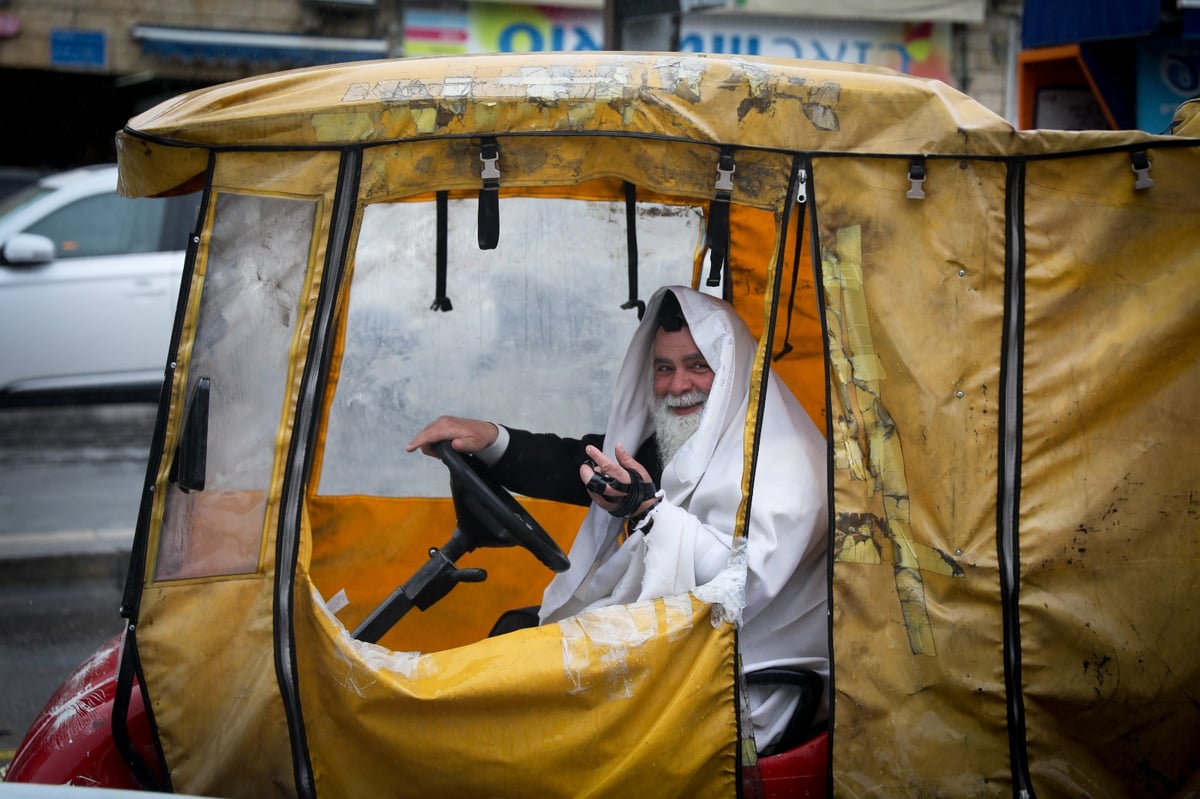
818,145 -> 1200,796
294,583 -> 738,798
114,53 -> 1200,798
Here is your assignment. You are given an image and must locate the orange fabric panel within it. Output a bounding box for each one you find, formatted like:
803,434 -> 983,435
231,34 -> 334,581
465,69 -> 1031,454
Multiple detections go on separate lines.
307,494 -> 585,652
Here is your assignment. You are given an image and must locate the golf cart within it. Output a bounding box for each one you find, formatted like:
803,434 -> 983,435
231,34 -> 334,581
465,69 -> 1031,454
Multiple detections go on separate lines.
5,52 -> 1199,797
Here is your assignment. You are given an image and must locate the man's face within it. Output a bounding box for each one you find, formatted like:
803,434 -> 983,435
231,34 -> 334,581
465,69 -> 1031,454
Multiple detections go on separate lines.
651,325 -> 713,464
652,326 -> 714,412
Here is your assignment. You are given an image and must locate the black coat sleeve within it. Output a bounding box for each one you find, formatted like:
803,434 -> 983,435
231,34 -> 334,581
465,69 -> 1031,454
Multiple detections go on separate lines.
491,427 -> 603,506
490,427 -> 663,508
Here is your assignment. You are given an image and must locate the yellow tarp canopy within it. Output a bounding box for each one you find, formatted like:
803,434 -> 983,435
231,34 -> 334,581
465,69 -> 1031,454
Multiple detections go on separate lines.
115,53 -> 1200,798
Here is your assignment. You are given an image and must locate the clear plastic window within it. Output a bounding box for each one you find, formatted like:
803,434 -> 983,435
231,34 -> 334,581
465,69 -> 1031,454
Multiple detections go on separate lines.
154,192 -> 315,581
319,196 -> 705,498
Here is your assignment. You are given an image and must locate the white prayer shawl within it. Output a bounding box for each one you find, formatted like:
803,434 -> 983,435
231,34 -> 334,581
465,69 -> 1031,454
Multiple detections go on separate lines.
539,286 -> 829,748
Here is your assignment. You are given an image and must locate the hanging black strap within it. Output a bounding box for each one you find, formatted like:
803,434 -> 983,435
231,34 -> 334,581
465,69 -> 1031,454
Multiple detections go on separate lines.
774,194 -> 805,361
775,158 -> 807,361
478,138 -> 500,250
431,190 -> 452,311
112,628 -> 171,791
620,181 -> 645,320
705,147 -> 735,300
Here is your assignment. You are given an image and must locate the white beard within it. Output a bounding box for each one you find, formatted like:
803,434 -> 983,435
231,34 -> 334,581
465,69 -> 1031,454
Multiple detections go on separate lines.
652,389 -> 708,466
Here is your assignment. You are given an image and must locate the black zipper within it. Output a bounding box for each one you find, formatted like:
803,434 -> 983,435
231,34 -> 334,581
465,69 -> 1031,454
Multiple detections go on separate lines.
274,148 -> 362,799
999,160 -> 1035,798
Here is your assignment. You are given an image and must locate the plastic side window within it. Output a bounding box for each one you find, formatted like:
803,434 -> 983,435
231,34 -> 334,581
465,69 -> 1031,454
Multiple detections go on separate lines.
154,192 -> 316,581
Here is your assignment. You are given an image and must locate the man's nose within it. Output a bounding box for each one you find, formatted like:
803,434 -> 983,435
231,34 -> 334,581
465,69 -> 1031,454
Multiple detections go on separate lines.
668,371 -> 694,395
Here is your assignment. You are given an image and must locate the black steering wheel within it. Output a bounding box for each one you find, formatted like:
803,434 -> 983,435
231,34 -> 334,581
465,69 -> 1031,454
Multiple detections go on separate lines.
434,439 -> 570,573
352,440 -> 570,643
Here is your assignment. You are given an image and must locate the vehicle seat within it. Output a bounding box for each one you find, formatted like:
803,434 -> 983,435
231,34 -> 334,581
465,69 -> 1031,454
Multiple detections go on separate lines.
746,667 -> 823,755
488,605 -> 540,636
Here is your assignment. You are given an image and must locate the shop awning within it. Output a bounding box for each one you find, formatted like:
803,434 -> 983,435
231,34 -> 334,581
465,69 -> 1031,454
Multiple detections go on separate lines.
131,24 -> 389,67
1022,0 -> 1160,48
471,0 -> 986,23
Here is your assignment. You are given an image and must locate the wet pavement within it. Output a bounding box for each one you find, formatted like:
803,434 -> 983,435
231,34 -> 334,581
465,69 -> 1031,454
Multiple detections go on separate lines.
0,401 -> 155,772
0,401 -> 155,540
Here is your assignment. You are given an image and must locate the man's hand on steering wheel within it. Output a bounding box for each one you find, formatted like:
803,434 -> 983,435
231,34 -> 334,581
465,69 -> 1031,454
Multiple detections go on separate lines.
580,443 -> 661,519
407,415 -> 499,458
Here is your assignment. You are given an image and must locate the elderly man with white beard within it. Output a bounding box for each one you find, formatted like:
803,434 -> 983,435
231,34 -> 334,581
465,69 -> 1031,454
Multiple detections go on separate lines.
406,285 -> 829,753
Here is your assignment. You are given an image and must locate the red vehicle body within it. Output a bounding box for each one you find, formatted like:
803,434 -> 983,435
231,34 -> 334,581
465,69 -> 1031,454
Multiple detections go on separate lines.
6,634 -> 158,789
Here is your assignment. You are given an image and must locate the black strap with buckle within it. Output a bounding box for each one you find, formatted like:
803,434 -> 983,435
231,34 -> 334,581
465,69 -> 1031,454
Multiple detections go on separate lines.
431,190 -> 452,311
706,147 -> 735,300
478,137 -> 501,250
621,181 -> 646,320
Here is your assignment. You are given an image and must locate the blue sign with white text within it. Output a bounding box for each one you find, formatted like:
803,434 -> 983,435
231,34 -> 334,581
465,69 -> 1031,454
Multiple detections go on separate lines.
50,29 -> 106,68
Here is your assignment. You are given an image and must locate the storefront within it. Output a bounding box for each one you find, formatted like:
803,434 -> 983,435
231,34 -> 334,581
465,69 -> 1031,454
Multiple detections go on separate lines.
404,0 -> 990,85
0,0 -> 994,168
1019,0 -> 1200,131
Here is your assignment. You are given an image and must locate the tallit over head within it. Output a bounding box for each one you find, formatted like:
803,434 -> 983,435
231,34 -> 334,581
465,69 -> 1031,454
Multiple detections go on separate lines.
539,287 -> 829,746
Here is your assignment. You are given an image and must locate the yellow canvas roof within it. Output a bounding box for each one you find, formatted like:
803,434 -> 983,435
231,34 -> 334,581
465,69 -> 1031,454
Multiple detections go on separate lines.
118,52 -> 1198,201
114,52 -> 1200,798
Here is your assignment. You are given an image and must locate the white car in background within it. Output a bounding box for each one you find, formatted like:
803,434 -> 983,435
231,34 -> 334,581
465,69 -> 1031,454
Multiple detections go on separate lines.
0,164 -> 200,403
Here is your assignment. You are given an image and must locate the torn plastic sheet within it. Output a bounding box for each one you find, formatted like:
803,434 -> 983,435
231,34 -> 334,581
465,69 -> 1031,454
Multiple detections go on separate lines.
311,585 -> 432,686
559,601 -> 659,700
558,541 -> 748,700
325,587 -> 349,614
